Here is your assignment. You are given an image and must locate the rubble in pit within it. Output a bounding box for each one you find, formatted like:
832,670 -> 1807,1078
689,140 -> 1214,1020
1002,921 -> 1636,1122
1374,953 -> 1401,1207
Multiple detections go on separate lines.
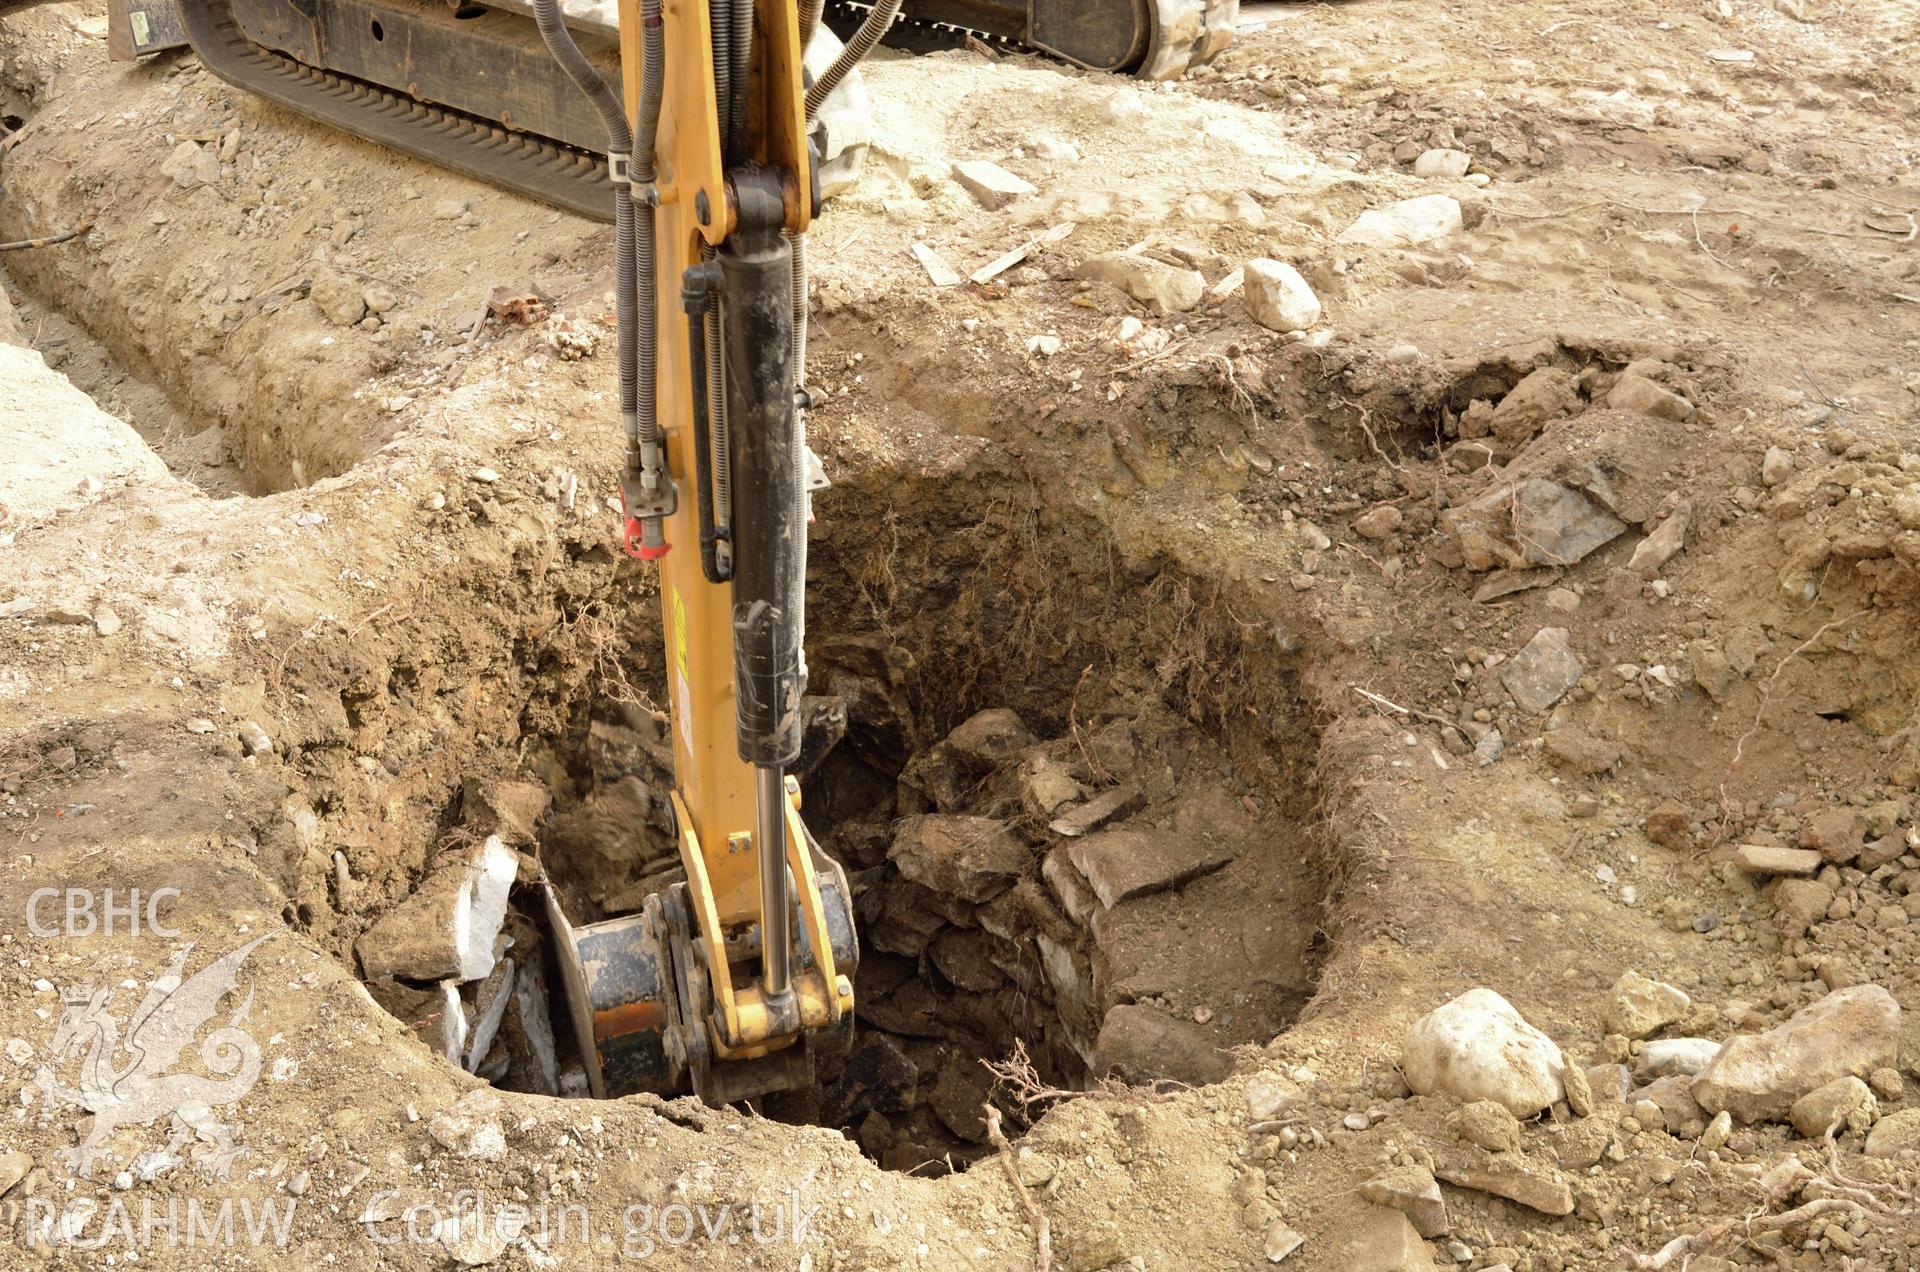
345,665 -> 1322,1173
763,691 -> 1320,1172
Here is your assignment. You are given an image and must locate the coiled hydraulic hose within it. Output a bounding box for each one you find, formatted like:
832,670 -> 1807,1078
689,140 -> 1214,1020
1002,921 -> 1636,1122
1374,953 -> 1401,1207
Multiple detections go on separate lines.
797,0 -> 824,55
805,0 -> 900,121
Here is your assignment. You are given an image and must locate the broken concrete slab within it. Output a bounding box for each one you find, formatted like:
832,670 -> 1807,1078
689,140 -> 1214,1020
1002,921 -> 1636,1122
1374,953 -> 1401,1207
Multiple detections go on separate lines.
356,836 -> 519,983
1067,828 -> 1231,909
1499,628 -> 1586,714
463,955 -> 516,1073
889,815 -> 1030,903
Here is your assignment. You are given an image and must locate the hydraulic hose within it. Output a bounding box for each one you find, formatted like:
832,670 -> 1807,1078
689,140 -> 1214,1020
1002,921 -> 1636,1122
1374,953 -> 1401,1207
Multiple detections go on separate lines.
797,0 -> 824,54
632,0 -> 665,463
728,0 -> 753,159
710,0 -> 733,161
805,0 -> 900,122
532,0 -> 666,469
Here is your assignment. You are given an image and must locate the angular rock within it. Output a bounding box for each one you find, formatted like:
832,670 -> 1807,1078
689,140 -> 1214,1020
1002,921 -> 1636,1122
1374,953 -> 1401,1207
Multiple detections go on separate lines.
460,777 -> 551,846
1092,1004 -> 1232,1085
310,271 -> 368,327
1401,988 -> 1567,1117
1041,848 -> 1099,925
1337,195 -> 1463,248
356,836 -> 519,982
1562,1061 -> 1593,1116
1074,252 -> 1205,314
1635,1038 -> 1721,1079
1761,446 -> 1794,486
1359,1164 -> 1449,1238
1629,511 -> 1690,578
1772,877 -> 1836,935
1732,844 -> 1821,876
1586,1063 -> 1631,1104
1691,984 -> 1901,1122
1608,374 -> 1694,421
951,159 -> 1037,209
1049,784 -> 1143,838
0,1149 -> 31,1198
1491,367 -> 1581,446
889,815 -> 1029,903
943,708 -> 1036,771
1608,971 -> 1691,1040
1639,1074 -> 1707,1135
1242,258 -> 1321,332
1067,828 -> 1231,909
1442,479 -> 1628,572
1800,807 -> 1865,864
1788,1075 -> 1875,1138
1866,1108 -> 1920,1158
1319,1204 -> 1437,1270
1645,800 -> 1691,849
1354,505 -> 1403,540
1499,628 -> 1585,715
1020,754 -> 1086,819
1543,730 -> 1620,775
161,139 -> 220,190
1433,1153 -> 1575,1216
427,1090 -> 508,1160
1413,148 -> 1471,179
1452,1100 -> 1522,1153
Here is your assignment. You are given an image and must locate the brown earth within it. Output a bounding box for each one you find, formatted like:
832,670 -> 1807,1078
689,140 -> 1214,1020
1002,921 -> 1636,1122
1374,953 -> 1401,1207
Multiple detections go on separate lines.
1,0 -> 1919,1268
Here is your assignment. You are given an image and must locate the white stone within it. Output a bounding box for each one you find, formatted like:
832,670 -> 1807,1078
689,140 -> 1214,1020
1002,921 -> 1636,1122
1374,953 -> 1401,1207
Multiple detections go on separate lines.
1413,149 -> 1471,179
1337,195 -> 1465,248
1636,1037 -> 1722,1079
1242,259 -> 1321,333
951,159 -> 1037,210
1032,137 -> 1081,162
1402,988 -> 1566,1117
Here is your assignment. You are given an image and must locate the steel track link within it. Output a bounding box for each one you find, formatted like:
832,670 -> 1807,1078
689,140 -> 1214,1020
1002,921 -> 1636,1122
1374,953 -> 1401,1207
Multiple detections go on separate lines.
175,0 -> 616,221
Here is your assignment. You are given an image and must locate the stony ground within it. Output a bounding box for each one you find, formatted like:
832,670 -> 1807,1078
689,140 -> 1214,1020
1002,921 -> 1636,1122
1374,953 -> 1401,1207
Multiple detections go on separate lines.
1,0 -> 1919,1268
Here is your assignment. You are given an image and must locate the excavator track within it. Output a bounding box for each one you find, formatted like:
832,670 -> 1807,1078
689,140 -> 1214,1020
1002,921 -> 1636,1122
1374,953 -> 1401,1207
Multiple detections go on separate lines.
173,0 -> 616,220
830,0 -> 1235,77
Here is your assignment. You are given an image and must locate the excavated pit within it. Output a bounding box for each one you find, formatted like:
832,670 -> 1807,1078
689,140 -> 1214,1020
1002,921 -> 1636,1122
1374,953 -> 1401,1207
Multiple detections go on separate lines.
340,446 -> 1334,1173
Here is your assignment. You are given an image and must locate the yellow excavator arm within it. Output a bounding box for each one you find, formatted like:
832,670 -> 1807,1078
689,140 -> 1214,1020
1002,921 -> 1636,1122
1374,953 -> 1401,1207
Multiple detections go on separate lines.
539,0 -> 868,1104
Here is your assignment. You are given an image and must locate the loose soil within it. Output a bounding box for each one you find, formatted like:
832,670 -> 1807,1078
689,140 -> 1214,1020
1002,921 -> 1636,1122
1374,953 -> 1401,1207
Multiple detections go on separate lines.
1,0 -> 1919,1269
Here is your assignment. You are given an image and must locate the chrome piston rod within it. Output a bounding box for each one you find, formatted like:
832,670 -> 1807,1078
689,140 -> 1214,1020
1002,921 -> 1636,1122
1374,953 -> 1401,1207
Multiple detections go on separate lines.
755,764 -> 792,998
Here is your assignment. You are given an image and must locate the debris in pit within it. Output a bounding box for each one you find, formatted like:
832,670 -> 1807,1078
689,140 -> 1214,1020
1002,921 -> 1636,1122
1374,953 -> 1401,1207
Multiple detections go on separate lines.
355,835 -> 519,982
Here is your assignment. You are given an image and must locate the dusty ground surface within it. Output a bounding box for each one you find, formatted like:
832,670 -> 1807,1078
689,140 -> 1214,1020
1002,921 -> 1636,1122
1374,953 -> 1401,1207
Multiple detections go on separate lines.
2,0 -> 1920,1267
